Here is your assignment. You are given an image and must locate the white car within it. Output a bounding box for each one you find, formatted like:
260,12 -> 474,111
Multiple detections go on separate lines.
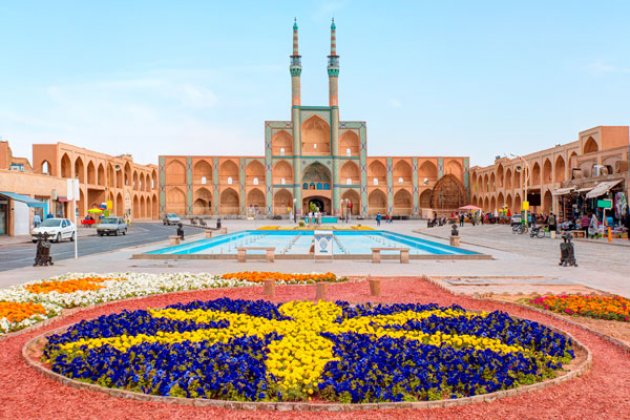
32,218 -> 77,243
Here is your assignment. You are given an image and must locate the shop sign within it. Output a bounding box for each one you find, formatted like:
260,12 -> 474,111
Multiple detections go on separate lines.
522,201 -> 529,211
597,199 -> 612,209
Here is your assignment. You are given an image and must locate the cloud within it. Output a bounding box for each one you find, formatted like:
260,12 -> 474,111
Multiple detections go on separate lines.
588,61 -> 630,74
388,98 -> 402,108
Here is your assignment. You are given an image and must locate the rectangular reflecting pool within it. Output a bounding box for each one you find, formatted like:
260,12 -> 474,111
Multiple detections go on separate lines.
143,230 -> 483,259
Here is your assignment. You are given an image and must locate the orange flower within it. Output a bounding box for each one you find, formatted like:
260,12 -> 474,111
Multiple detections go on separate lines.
529,294 -> 629,322
220,271 -> 339,284
25,277 -> 118,294
0,301 -> 47,323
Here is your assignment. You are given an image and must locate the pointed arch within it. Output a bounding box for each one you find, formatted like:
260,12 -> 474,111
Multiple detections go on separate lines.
301,115 -> 330,155
272,160 -> 293,184
139,195 -> 146,218
393,160 -> 412,186
430,174 -> 466,209
339,131 -> 360,156
340,161 -> 360,185
583,136 -> 598,154
220,188 -> 240,215
74,156 -> 85,182
124,162 -> 132,187
445,160 -> 463,180
97,163 -> 105,186
302,162 -> 331,185
554,155 -> 566,183
368,189 -> 387,215
193,160 -> 212,185
496,163 -> 504,188
246,160 -> 265,186
393,189 -> 412,215
220,160 -> 239,185
341,189 -> 360,215
132,195 -> 139,218
132,170 -> 139,190
151,169 -> 158,190
87,161 -> 96,185
116,192 -> 124,216
489,173 -> 496,191
151,193 -> 158,219
490,196 -> 497,212
514,194 -> 522,213
542,159 -> 552,184
272,130 -> 293,156
246,188 -> 265,210
419,189 -> 432,208
418,160 -> 438,183
193,187 -> 213,215
505,168 -> 513,189
273,189 -> 293,215
166,187 -> 186,215
368,161 -> 386,186
166,160 -> 186,185
543,190 -> 553,213
531,162 -> 541,186
506,194 -> 513,213
497,192 -> 505,208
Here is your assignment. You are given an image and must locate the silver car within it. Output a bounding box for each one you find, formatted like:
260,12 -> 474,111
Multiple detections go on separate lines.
96,217 -> 128,236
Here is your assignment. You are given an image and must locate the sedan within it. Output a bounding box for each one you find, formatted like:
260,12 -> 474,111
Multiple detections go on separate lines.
163,213 -> 181,225
32,218 -> 76,243
96,217 -> 128,236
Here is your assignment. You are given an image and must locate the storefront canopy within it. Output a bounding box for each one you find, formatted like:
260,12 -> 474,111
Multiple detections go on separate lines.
0,192 -> 46,208
552,187 -> 575,196
585,180 -> 623,199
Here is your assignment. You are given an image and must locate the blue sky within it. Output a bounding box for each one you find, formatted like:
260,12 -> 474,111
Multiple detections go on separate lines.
1,1 -> 629,166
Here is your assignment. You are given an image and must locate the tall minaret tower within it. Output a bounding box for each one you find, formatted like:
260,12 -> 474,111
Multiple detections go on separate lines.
327,18 -> 340,106
328,18 -> 341,213
290,18 -> 302,106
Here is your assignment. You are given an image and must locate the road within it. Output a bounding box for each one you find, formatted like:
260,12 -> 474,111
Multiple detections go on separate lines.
0,223 -> 206,272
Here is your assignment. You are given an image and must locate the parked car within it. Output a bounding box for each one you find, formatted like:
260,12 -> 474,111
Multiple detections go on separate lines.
510,214 -> 523,226
96,217 -> 128,236
31,218 -> 76,243
163,213 -> 181,225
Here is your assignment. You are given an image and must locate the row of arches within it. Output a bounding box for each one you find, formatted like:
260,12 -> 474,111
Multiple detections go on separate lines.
55,153 -> 157,191
472,152 -> 577,194
270,118 -> 362,157
165,159 -> 462,189
73,191 -> 158,220
471,190 -> 554,215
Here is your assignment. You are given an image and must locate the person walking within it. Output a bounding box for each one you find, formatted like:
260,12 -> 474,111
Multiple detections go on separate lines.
33,213 -> 41,228
547,212 -> 556,233
459,212 -> 464,227
580,213 -> 589,237
376,212 -> 382,227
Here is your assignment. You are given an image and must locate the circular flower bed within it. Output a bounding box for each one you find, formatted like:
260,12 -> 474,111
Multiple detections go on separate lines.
42,298 -> 575,404
529,294 -> 630,322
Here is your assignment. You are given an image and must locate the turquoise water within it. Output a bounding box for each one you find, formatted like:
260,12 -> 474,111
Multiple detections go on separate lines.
147,230 -> 478,256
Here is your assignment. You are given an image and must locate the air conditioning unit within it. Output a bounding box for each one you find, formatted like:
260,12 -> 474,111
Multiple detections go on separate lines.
592,164 -> 604,177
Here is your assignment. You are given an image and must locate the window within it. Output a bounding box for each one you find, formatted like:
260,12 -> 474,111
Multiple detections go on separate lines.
313,144 -> 317,149
253,177 -> 259,185
373,177 -> 378,186
346,148 -> 351,156
282,178 -> 286,185
42,161 -> 50,174
346,178 -> 352,185
9,163 -> 24,171
398,177 -> 404,184
227,176 -> 233,185
280,148 -> 285,156
201,176 -> 207,185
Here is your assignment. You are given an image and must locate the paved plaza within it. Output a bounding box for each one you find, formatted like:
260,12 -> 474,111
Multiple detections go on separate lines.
0,220 -> 627,298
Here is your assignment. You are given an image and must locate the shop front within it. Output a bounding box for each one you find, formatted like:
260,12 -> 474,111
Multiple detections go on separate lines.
0,192 -> 47,236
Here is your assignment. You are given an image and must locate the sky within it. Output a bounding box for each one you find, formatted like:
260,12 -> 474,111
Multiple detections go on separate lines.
1,1 -> 629,167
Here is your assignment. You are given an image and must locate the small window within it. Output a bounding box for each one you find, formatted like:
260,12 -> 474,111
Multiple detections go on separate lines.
253,177 -> 259,185
227,176 -> 233,185
346,178 -> 352,185
398,177 -> 404,184
346,148 -> 351,156
42,161 -> 50,174
373,177 -> 379,186
280,148 -> 285,156
313,144 -> 318,150
201,176 -> 207,185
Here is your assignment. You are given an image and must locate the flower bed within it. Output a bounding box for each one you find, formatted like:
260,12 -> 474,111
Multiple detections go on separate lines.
529,294 -> 630,322
0,272 -> 341,336
220,271 -> 342,284
42,298 -> 574,403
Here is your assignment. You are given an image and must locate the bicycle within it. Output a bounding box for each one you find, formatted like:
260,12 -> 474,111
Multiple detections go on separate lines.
512,224 -> 528,234
529,226 -> 546,238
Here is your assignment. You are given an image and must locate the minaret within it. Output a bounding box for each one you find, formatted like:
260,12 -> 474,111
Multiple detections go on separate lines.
290,18 -> 302,106
327,18 -> 340,106
328,18 -> 341,214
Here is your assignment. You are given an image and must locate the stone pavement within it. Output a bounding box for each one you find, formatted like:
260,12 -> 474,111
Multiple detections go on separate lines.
0,219 -> 628,298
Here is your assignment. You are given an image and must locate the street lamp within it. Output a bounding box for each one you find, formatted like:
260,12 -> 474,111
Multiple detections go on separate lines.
292,198 -> 297,223
510,153 -> 530,225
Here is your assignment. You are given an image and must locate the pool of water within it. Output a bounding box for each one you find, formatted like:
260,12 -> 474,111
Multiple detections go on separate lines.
147,230 -> 478,256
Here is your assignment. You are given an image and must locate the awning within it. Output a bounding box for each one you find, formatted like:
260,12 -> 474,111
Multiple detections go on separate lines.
0,192 -> 46,208
56,196 -> 69,202
585,180 -> 623,199
552,187 -> 575,196
575,187 -> 594,193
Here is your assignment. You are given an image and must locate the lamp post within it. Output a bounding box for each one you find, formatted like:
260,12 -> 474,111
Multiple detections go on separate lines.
292,198 -> 297,223
510,154 -> 530,225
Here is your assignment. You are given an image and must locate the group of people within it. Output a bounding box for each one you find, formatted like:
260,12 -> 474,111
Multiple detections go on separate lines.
375,212 -> 394,226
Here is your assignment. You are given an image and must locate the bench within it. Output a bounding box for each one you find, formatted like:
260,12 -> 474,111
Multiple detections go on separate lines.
237,247 -> 275,263
371,247 -> 410,264
169,235 -> 181,245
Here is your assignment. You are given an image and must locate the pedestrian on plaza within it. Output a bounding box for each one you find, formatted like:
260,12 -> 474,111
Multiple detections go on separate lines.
376,212 -> 382,227
459,212 -> 465,227
33,213 -> 41,228
547,212 -> 556,233
589,213 -> 599,239
580,213 -> 589,236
